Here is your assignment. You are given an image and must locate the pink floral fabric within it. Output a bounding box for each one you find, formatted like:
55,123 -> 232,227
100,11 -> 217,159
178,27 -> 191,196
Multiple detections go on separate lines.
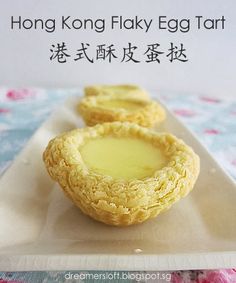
172,269 -> 236,283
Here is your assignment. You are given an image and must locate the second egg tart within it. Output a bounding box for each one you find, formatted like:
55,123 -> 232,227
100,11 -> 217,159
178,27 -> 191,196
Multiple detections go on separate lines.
43,122 -> 200,226
78,95 -> 166,128
84,84 -> 150,100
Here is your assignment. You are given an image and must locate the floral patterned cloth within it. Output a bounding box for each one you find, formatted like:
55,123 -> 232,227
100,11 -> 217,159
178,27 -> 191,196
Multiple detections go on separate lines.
0,88 -> 236,282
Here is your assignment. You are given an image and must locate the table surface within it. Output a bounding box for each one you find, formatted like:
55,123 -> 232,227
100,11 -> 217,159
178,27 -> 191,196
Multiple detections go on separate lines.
0,87 -> 236,282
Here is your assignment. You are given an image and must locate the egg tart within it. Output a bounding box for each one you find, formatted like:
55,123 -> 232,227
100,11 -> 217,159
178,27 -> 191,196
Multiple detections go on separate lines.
84,84 -> 150,100
43,122 -> 200,226
78,95 -> 166,128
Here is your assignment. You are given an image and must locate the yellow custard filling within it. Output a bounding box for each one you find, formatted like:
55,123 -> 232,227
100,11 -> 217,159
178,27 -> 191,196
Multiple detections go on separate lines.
97,99 -> 144,112
100,85 -> 137,95
80,137 -> 168,180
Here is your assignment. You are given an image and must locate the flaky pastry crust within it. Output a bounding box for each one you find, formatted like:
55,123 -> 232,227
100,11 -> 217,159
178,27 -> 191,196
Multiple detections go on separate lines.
78,95 -> 166,128
43,122 -> 200,226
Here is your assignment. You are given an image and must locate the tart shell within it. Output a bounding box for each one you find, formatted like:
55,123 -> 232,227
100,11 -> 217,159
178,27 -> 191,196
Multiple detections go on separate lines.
84,84 -> 150,100
78,95 -> 166,128
43,122 -> 200,226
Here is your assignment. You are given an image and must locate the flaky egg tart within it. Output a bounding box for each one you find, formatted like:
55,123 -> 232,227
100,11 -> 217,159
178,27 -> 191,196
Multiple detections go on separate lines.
84,84 -> 150,100
78,95 -> 166,128
43,122 -> 200,226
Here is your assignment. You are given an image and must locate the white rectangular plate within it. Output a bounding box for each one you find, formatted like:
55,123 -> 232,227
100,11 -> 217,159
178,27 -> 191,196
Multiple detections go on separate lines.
0,96 -> 236,271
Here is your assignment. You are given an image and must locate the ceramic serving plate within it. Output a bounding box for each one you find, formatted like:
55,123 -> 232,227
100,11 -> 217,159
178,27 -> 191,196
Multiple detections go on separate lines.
0,96 -> 235,271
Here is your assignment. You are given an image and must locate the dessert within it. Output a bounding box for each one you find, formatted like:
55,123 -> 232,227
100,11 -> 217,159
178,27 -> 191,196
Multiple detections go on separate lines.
78,95 -> 166,127
84,84 -> 150,100
43,122 -> 200,226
